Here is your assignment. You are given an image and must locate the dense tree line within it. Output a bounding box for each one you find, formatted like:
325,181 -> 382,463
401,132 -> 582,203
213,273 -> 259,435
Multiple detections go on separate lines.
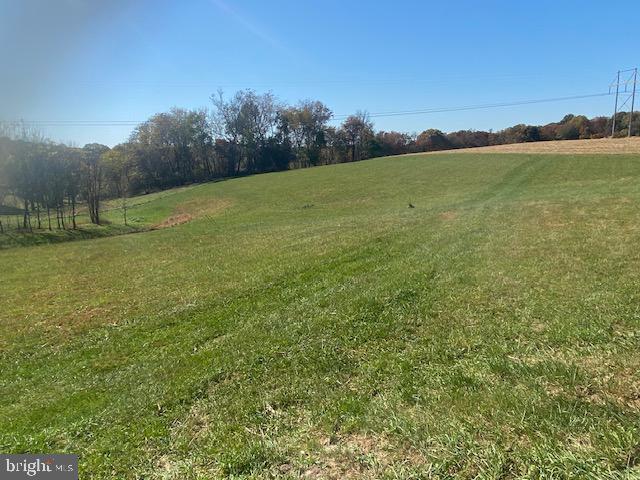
372,112 -> 640,156
1,90 -> 637,231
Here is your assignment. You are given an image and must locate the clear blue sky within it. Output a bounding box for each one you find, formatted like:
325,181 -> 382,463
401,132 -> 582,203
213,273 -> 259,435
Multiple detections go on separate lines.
1,0 -> 638,147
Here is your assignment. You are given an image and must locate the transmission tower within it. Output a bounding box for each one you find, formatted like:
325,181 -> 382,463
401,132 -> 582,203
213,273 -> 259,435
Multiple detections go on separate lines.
609,68 -> 638,137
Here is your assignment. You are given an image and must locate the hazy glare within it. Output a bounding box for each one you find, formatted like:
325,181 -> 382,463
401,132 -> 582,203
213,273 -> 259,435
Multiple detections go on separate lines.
0,0 -> 135,119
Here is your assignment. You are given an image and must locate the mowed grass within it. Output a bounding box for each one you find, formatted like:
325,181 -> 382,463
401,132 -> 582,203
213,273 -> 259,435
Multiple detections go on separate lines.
1,153 -> 640,479
0,184 -> 207,249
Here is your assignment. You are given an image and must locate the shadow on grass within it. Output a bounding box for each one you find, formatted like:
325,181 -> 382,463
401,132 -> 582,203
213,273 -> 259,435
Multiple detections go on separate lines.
0,223 -> 144,250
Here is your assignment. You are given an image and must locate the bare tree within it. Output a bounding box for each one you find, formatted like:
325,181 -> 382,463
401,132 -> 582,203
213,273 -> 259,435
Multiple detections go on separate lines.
81,144 -> 109,225
103,145 -> 135,226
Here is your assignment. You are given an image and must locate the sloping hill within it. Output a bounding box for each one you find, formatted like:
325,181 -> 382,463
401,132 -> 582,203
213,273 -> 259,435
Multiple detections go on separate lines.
422,136 -> 640,155
2,152 -> 640,478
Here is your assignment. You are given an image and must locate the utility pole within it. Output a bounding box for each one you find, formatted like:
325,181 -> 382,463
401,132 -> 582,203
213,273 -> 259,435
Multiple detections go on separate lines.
629,68 -> 637,137
610,68 -> 637,137
612,70 -> 620,137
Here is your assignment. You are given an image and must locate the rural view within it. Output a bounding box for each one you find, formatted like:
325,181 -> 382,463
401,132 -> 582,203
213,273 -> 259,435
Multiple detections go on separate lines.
1,1 -> 640,478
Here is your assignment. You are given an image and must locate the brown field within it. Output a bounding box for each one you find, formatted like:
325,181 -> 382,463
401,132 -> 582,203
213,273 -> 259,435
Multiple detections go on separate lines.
421,137 -> 640,155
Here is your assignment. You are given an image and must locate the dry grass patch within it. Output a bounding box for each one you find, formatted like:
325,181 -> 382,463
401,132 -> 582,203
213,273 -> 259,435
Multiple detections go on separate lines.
174,197 -> 232,218
154,198 -> 232,229
420,137 -> 640,155
439,210 -> 458,221
154,213 -> 193,229
300,433 -> 426,479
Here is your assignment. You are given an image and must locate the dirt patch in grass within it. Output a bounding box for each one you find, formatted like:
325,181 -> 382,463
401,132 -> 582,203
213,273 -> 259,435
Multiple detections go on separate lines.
154,198 -> 233,229
154,213 -> 193,229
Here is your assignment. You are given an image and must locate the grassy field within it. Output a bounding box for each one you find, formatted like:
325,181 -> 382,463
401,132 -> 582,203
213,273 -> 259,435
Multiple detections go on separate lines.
425,137 -> 640,155
1,152 -> 640,479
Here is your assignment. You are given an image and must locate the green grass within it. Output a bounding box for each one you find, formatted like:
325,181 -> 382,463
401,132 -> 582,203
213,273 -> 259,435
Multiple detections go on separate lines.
1,153 -> 640,479
0,183 -> 217,249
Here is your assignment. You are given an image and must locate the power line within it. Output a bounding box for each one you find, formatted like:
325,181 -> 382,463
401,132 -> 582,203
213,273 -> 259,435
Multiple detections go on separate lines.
333,92 -> 613,120
74,69 -> 606,89
0,120 -> 142,126
0,120 -> 143,127
0,91 -> 615,127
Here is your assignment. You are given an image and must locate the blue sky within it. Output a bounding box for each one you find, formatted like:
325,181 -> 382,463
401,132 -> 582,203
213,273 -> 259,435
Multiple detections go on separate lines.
0,0 -> 638,146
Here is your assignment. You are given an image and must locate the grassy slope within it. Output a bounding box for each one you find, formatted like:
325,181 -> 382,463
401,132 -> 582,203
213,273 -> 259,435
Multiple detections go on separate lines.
0,185 -> 205,249
1,153 -> 640,479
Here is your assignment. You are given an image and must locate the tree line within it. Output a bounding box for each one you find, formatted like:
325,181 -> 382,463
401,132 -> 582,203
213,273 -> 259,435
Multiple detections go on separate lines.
1,89 -> 636,232
0,136 -> 107,232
